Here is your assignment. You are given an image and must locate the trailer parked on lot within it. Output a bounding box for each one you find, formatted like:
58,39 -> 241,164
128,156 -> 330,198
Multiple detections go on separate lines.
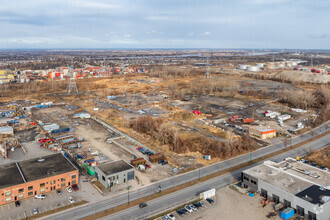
199,188 -> 216,199
50,127 -> 70,134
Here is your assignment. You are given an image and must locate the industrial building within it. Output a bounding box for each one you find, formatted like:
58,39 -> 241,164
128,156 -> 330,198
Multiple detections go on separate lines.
249,126 -> 277,139
0,153 -> 78,206
94,160 -> 135,189
242,158 -> 330,220
0,127 -> 14,136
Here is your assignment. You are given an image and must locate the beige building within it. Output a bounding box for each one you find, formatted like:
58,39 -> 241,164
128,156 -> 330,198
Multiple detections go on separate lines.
249,126 -> 276,139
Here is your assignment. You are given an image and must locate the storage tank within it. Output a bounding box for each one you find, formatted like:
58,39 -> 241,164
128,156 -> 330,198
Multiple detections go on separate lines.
291,61 -> 298,66
256,63 -> 264,68
238,64 -> 249,70
246,66 -> 260,72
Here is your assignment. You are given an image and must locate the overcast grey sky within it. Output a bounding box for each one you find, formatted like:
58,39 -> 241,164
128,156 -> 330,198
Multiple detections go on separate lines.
0,0 -> 329,49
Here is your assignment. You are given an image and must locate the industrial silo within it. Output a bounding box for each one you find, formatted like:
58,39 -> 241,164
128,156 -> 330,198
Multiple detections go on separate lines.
246,66 -> 260,72
238,64 -> 248,70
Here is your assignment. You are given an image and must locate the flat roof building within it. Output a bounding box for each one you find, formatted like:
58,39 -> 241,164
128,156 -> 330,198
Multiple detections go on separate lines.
0,153 -> 78,206
0,126 -> 14,136
95,160 -> 135,189
242,158 -> 330,220
249,126 -> 276,139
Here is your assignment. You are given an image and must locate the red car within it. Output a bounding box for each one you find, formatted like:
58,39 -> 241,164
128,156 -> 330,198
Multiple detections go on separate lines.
38,138 -> 53,144
145,164 -> 151,168
136,147 -> 143,150
72,184 -> 79,191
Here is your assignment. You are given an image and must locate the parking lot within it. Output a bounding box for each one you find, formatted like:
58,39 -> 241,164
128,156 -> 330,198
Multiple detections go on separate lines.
0,174 -> 104,220
156,186 -> 280,220
0,188 -> 83,220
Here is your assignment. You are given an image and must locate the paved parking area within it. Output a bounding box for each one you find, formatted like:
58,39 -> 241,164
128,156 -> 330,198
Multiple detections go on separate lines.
157,186 -> 280,220
0,186 -> 83,220
0,174 -> 104,220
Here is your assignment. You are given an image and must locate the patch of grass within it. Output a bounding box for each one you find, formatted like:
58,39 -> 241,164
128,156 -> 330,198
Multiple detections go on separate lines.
81,131 -> 330,219
23,200 -> 88,220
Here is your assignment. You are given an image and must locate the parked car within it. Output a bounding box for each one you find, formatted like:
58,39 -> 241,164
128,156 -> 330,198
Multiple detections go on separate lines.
180,208 -> 188,214
66,186 -> 73,193
15,201 -> 20,207
139,202 -> 147,208
35,194 -> 46,199
184,205 -> 193,213
167,213 -> 176,220
162,160 -> 168,165
194,201 -> 204,208
189,204 -> 197,211
162,215 -> 170,220
56,190 -> 62,195
33,208 -> 39,215
38,138 -> 53,143
68,197 -> 75,204
206,198 -> 214,204
72,184 -> 79,191
158,159 -> 164,164
176,209 -> 184,216
145,164 -> 151,168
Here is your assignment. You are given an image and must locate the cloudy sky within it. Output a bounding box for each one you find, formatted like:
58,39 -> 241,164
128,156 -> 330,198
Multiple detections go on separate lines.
0,0 -> 329,49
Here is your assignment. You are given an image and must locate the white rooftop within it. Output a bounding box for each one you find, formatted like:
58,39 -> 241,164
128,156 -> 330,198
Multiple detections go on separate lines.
243,158 -> 330,194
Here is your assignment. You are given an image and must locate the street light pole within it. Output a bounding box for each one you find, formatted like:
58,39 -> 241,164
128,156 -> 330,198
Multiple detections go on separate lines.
127,186 -> 131,205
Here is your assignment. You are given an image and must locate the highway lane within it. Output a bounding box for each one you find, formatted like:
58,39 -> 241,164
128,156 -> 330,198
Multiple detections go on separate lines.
101,133 -> 330,220
42,122 -> 330,220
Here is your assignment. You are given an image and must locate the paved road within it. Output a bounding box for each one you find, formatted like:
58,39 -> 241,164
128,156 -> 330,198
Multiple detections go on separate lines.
43,122 -> 330,220
101,132 -> 330,220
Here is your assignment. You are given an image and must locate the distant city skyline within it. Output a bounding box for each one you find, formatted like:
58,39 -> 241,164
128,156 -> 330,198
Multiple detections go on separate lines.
0,0 -> 329,49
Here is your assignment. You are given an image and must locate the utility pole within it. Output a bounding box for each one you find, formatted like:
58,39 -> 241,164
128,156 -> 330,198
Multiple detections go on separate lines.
205,56 -> 211,78
311,55 -> 313,66
127,186 -> 131,205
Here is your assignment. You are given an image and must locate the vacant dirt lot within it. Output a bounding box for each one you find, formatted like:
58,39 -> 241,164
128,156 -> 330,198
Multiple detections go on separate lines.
304,145 -> 330,168
31,106 -> 176,187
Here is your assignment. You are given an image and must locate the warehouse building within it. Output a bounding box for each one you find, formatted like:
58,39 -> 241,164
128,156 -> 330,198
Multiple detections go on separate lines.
0,127 -> 14,136
242,158 -> 330,220
0,153 -> 78,206
95,160 -> 135,189
249,126 -> 276,139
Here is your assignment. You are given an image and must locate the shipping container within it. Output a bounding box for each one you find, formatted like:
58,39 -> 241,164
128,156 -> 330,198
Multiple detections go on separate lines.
280,208 -> 294,220
87,166 -> 95,175
61,137 -> 75,143
51,127 -> 70,134
278,114 -> 291,121
242,118 -> 254,123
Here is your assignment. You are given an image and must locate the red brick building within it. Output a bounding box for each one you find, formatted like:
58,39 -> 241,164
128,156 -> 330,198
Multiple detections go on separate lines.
0,153 -> 78,205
